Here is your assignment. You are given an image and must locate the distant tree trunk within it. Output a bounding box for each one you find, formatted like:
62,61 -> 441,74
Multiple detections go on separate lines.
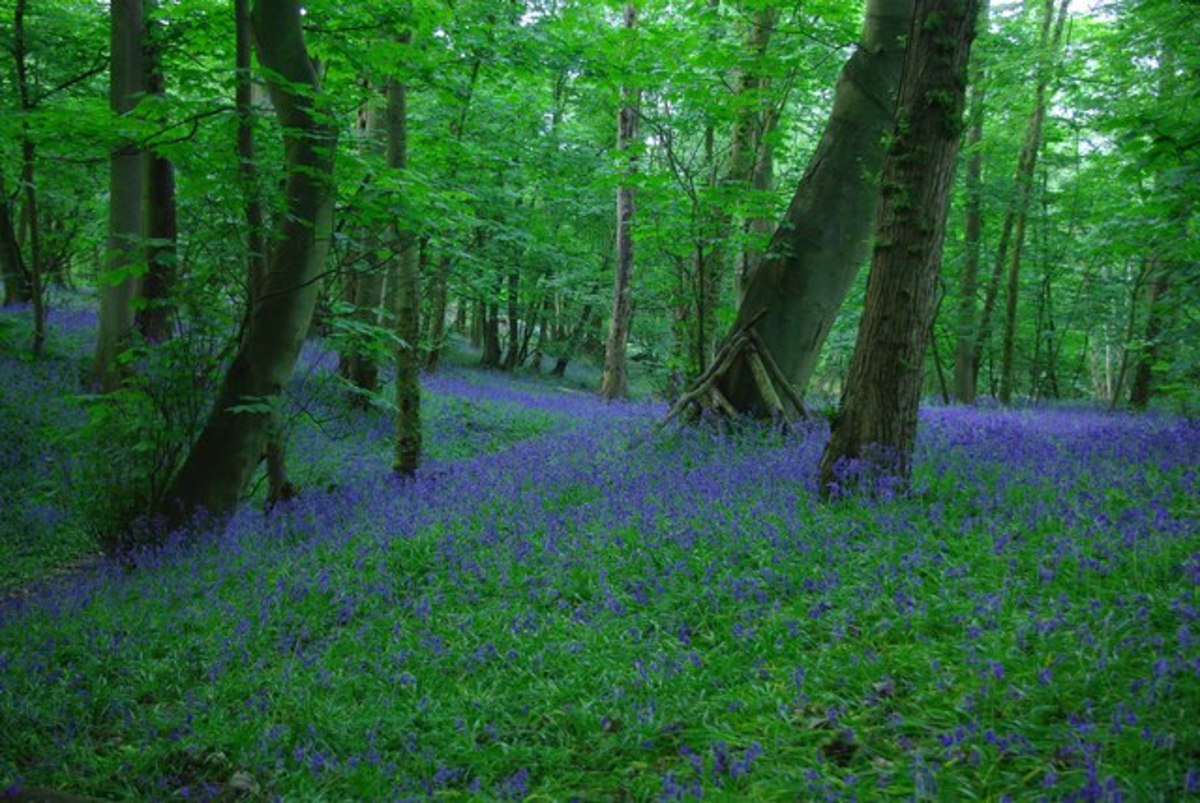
160,0 -> 336,527
470,300 -> 483,348
389,47 -> 421,477
820,0 -> 979,494
425,52 -> 484,372
1128,267 -> 1167,410
600,3 -> 639,400
340,93 -> 384,405
424,254 -> 450,370
953,0 -> 988,403
978,0 -> 1068,404
529,296 -> 551,372
552,286 -> 598,378
502,268 -> 520,370
1130,55 -> 1185,412
136,0 -> 175,343
0,169 -> 30,306
90,0 -> 145,391
481,296 -> 502,368
13,0 -> 44,354
714,0 -> 914,413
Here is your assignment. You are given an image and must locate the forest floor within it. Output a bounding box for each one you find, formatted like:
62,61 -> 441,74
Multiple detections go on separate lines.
1,304 -> 1198,802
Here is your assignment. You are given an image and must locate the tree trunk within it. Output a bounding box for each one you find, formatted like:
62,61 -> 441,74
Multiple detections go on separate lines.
552,288 -> 598,378
820,0 -> 979,494
716,0 -> 914,413
953,0 -> 988,403
14,0 -> 45,355
136,1 -> 175,343
600,3 -> 639,400
90,0 -> 145,391
389,55 -> 422,477
340,93 -> 384,404
424,255 -> 450,370
1129,267 -> 1167,410
0,169 -> 30,307
236,0 -> 267,298
481,295 -> 502,369
236,0 -> 292,505
502,268 -> 520,370
160,0 -> 336,527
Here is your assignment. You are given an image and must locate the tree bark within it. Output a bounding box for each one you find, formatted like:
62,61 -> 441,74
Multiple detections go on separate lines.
600,3 -> 639,400
715,0 -> 914,413
953,0 -> 989,403
0,168 -> 30,306
14,0 -> 45,355
1129,267 -> 1168,410
389,45 -> 422,477
820,0 -> 979,494
481,299 -> 502,368
160,0 -> 336,527
235,0 -> 293,505
136,0 -> 176,343
90,0 -> 146,391
236,0 -> 268,298
502,268 -> 520,370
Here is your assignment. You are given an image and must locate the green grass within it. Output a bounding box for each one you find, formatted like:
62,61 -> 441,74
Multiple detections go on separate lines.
2,311 -> 1198,801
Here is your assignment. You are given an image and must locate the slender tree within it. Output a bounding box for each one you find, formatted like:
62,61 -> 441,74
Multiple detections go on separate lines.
13,0 -> 46,355
820,0 -> 980,494
954,0 -> 990,403
90,0 -> 145,391
160,0 -> 336,527
390,35 -> 422,477
600,3 -> 639,400
965,0 -> 1069,402
998,0 -> 1070,404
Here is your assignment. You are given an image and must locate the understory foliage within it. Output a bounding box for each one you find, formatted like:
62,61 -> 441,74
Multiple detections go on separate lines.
2,309 -> 1198,801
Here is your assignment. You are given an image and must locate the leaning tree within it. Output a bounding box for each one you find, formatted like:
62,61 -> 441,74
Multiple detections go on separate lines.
159,0 -> 337,527
669,0 -> 914,420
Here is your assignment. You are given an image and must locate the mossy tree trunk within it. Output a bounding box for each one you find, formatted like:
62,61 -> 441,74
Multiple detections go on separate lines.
819,0 -> 980,494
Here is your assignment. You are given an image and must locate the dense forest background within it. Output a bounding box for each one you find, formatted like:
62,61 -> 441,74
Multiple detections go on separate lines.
2,0 -> 1196,406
